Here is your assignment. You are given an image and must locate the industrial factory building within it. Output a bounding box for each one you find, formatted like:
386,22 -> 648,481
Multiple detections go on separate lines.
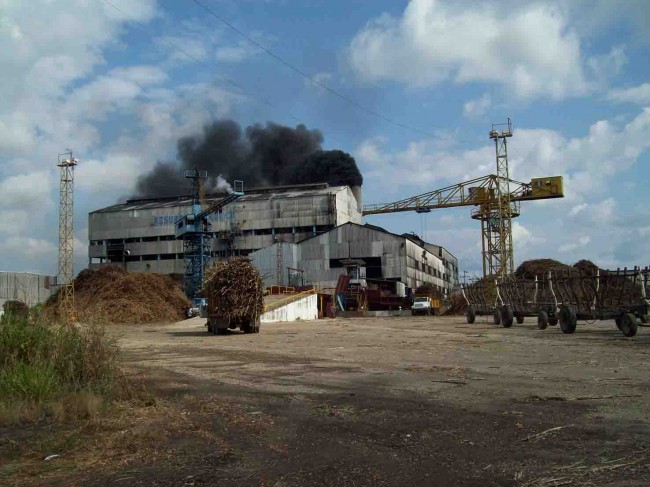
250,222 -> 458,295
89,183 -> 362,274
89,182 -> 458,294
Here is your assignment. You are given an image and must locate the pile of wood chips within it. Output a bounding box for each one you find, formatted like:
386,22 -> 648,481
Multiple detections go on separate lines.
46,265 -> 190,324
203,258 -> 264,323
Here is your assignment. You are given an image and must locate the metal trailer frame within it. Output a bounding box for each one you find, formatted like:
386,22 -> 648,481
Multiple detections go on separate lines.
549,267 -> 649,337
461,280 -> 504,326
496,274 -> 560,330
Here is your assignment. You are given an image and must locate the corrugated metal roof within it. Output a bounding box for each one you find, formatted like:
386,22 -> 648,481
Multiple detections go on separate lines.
91,183 -> 348,214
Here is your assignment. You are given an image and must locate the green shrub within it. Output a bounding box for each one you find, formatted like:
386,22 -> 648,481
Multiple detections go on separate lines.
0,314 -> 121,422
0,362 -> 58,402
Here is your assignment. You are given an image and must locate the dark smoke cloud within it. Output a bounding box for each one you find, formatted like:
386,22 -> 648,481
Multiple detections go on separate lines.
133,120 -> 363,198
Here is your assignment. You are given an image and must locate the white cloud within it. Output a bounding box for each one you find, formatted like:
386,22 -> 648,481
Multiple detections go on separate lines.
463,94 -> 491,118
155,20 -> 265,66
347,0 -> 592,99
361,109 -> 650,203
0,237 -> 57,259
559,235 -> 591,253
607,83 -> 650,105
215,41 -> 260,62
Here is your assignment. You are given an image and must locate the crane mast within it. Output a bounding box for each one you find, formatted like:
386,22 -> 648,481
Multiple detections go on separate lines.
362,120 -> 564,279
175,170 -> 244,299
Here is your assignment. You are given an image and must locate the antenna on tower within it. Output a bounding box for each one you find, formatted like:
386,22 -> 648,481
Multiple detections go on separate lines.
57,150 -> 78,323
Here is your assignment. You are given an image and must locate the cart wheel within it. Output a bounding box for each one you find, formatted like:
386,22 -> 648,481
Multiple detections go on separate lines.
467,305 -> 476,324
640,314 -> 648,324
558,305 -> 577,334
537,311 -> 548,330
493,310 -> 501,326
619,313 -> 638,337
615,316 -> 622,330
501,305 -> 514,328
516,315 -> 525,324
206,320 -> 213,333
548,316 -> 558,326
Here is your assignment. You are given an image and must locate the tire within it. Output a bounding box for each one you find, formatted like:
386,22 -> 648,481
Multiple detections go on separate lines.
516,315 -> 525,324
549,316 -> 558,326
615,316 -> 622,330
501,305 -> 514,328
467,306 -> 476,324
206,320 -> 213,333
640,314 -> 648,324
558,305 -> 577,334
619,313 -> 638,337
241,323 -> 252,334
493,310 -> 501,326
537,311 -> 548,330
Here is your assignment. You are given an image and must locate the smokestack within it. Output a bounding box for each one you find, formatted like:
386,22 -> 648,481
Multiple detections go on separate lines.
132,120 -> 363,198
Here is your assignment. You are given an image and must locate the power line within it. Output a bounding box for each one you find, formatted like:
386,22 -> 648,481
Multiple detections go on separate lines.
100,0 -> 302,124
190,0 -> 437,138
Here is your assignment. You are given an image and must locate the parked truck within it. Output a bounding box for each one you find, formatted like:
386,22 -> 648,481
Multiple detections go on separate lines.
411,296 -> 440,315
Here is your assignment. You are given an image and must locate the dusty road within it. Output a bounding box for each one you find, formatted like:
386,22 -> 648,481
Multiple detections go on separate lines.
100,316 -> 650,485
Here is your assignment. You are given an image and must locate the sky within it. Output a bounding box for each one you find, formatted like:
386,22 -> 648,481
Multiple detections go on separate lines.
1,0 -> 649,279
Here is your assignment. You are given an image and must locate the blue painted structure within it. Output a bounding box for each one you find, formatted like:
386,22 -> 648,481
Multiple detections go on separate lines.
175,170 -> 244,299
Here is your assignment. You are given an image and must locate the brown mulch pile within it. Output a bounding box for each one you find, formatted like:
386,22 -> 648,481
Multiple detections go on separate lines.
414,283 -> 442,299
444,292 -> 468,315
204,258 -> 264,323
46,265 -> 190,324
514,259 -> 572,280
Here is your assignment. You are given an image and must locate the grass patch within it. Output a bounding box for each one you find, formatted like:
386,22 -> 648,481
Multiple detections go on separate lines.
0,312 -> 123,425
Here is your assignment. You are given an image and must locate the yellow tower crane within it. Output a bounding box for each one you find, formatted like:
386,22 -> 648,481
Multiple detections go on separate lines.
363,120 -> 564,278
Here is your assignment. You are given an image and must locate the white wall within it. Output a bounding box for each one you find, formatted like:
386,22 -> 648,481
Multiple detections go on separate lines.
261,294 -> 318,322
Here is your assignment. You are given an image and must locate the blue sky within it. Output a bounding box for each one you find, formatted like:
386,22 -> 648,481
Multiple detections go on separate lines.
1,0 -> 649,278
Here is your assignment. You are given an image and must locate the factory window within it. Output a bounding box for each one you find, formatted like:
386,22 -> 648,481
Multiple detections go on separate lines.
255,228 -> 273,235
125,237 -> 141,243
142,255 -> 158,261
107,238 -> 124,245
159,235 -> 175,241
159,253 -> 176,260
142,236 -> 158,242
125,255 -> 140,262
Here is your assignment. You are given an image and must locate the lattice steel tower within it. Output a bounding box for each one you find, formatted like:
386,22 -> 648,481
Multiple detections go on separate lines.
57,150 -> 78,322
483,119 -> 516,278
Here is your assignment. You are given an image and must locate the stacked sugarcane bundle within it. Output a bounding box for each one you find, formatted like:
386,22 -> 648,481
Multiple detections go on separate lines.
203,258 -> 264,324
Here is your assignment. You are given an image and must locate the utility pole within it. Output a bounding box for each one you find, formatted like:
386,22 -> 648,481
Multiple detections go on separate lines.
57,150 -> 78,323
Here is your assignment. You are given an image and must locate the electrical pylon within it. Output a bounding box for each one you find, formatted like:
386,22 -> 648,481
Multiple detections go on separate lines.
57,150 -> 78,323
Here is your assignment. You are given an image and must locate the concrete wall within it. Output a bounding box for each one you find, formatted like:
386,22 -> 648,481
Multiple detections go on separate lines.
261,294 -> 318,322
0,272 -> 56,309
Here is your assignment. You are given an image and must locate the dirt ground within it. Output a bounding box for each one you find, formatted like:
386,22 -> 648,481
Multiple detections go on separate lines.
4,315 -> 650,486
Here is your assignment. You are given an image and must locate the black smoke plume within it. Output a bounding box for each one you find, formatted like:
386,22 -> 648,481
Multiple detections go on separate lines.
133,120 -> 363,198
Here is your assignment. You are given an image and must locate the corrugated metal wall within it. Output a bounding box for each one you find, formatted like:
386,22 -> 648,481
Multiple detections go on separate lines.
249,242 -> 299,289
0,272 -> 56,308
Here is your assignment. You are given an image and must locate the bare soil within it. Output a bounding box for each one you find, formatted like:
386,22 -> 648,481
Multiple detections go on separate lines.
3,315 -> 650,486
